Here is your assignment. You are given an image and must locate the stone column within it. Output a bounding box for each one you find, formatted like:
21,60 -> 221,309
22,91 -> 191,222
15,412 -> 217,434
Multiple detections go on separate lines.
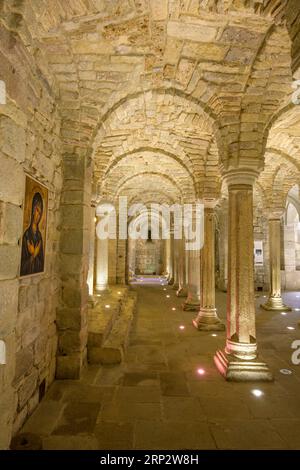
172,238 -> 179,290
214,171 -> 272,381
193,200 -> 224,330
177,237 -> 187,297
261,213 -> 291,311
168,230 -> 174,284
183,246 -> 200,311
87,204 -> 96,297
95,234 -> 109,291
217,200 -> 228,292
57,154 -> 90,379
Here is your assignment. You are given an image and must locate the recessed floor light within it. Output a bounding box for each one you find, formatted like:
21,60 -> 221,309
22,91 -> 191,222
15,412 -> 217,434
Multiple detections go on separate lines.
252,389 -> 264,397
166,295 -> 170,298
287,326 -> 295,330
280,369 -> 292,375
172,307 -> 176,311
197,368 -> 205,376
211,334 -> 217,337
105,304 -> 110,309
281,312 -> 287,316
179,325 -> 185,330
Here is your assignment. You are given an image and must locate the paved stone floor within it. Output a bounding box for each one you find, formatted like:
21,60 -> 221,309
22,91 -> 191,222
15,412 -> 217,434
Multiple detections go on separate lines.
21,283 -> 300,450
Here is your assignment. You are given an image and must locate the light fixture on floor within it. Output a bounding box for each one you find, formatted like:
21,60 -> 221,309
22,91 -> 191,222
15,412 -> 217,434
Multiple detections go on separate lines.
118,291 -> 121,295
287,326 -> 295,330
280,369 -> 292,375
166,295 -> 170,298
281,312 -> 287,316
105,304 -> 110,309
197,368 -> 205,376
252,389 -> 264,398
211,334 -> 217,337
172,307 -> 176,311
179,325 -> 185,330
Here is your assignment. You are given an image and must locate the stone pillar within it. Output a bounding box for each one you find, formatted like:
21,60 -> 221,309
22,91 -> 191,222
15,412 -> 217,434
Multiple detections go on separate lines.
261,214 -> 291,311
108,238 -> 117,285
87,205 -> 96,296
193,200 -> 224,330
168,230 -> 174,284
95,235 -> 109,291
183,245 -> 200,311
217,200 -> 228,292
177,237 -> 187,297
172,238 -> 179,290
57,154 -> 90,379
214,171 -> 272,381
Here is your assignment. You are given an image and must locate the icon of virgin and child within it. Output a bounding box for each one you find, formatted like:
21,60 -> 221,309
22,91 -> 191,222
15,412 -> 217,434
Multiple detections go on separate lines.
20,176 -> 48,277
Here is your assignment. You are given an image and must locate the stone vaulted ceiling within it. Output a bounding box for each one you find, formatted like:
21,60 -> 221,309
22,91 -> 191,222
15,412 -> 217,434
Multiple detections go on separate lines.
1,0 -> 299,205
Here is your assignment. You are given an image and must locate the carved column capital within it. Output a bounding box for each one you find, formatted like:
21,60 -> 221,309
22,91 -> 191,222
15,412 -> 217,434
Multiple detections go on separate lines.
222,169 -> 259,187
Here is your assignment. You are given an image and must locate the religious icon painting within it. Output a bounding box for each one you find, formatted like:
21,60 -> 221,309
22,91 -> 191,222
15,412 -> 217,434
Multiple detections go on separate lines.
20,175 -> 48,277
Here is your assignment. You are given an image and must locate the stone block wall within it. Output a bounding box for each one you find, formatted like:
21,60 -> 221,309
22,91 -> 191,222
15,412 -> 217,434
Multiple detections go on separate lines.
135,239 -> 162,275
0,23 -> 62,448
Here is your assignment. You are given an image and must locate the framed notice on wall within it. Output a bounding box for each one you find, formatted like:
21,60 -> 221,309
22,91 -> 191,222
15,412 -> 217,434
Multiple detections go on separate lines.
20,175 -> 48,277
254,240 -> 264,266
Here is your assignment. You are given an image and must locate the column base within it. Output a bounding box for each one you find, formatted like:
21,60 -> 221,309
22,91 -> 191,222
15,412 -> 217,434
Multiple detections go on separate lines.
193,309 -> 225,331
183,300 -> 200,311
88,295 -> 99,308
172,283 -> 179,290
214,349 -> 273,382
95,284 -> 109,293
261,296 -> 291,312
176,287 -> 188,297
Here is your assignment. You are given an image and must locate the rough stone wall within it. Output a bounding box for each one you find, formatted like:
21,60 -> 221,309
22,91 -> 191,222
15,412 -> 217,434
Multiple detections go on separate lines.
135,239 -> 162,275
282,219 -> 300,290
0,24 -> 62,448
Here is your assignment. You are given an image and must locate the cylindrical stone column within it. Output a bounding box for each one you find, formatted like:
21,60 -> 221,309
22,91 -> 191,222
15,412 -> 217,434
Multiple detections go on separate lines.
168,230 -> 174,285
172,238 -> 179,290
193,201 -> 224,330
96,235 -> 109,291
214,171 -> 272,381
87,205 -> 96,296
261,214 -> 291,311
177,237 -> 187,297
183,245 -> 200,311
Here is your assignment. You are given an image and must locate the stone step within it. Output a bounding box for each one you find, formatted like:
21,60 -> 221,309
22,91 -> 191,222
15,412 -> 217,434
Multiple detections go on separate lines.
87,287 -> 129,364
94,291 -> 137,365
